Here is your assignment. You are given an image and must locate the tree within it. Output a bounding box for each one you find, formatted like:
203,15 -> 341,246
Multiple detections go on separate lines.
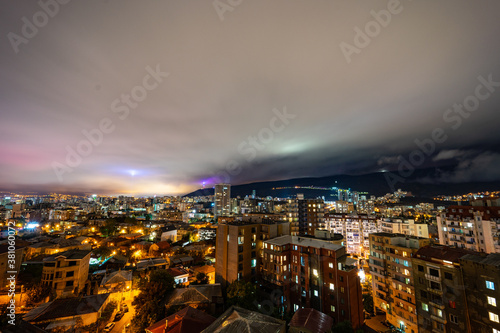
363,293 -> 374,316
333,320 -> 355,333
99,219 -> 117,237
132,270 -> 175,332
226,280 -> 257,310
361,274 -> 374,316
25,283 -> 52,307
192,272 -> 209,285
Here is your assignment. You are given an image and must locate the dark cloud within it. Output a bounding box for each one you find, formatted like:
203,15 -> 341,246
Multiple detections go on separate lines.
1,1 -> 500,195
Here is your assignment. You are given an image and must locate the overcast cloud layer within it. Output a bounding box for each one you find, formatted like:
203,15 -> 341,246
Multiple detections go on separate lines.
1,0 -> 500,195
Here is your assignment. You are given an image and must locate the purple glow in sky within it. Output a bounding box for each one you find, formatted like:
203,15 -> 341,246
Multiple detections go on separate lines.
1,1 -> 500,195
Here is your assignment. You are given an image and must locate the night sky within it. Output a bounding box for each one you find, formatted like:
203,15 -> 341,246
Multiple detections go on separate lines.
1,1 -> 500,195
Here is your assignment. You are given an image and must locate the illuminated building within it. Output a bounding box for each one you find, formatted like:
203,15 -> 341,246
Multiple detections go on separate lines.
214,184 -> 231,220
215,220 -> 290,287
41,250 -> 91,297
261,235 -> 364,329
286,195 -> 325,236
437,206 -> 500,253
368,233 -> 431,333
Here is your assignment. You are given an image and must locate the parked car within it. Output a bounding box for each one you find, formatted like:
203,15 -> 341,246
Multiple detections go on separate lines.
121,304 -> 129,312
114,311 -> 124,322
103,322 -> 115,332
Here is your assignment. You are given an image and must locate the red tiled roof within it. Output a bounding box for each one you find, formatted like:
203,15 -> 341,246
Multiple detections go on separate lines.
167,267 -> 189,278
290,308 -> 333,333
146,306 -> 215,333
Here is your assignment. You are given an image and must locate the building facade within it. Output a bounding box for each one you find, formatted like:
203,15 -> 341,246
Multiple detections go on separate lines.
460,252 -> 500,333
286,197 -> 325,236
368,233 -> 431,333
214,183 -> 231,220
378,218 -> 429,238
215,220 -> 290,287
261,235 -> 364,329
413,245 -> 473,333
41,250 -> 91,297
437,205 -> 500,253
324,213 -> 377,257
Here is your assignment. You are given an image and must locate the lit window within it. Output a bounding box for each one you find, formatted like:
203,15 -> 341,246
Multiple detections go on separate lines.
422,303 -> 429,311
436,309 -> 443,317
330,283 -> 334,290
331,305 -> 335,312
314,290 -> 318,297
489,312 -> 499,323
329,263 -> 333,268
487,281 -> 495,290
489,296 -> 497,307
313,269 -> 318,277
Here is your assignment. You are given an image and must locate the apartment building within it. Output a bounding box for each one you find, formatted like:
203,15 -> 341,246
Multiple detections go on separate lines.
437,206 -> 500,253
261,235 -> 364,329
41,249 -> 91,297
413,245 -> 473,333
324,213 -> 377,257
214,183 -> 231,220
460,252 -> 500,333
368,233 -> 431,333
286,196 -> 325,236
378,218 -> 429,238
215,220 -> 290,287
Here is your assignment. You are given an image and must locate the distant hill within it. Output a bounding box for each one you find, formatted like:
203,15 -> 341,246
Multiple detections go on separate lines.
184,168 -> 500,200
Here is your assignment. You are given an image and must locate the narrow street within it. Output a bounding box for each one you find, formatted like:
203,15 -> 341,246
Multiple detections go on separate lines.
110,298 -> 135,333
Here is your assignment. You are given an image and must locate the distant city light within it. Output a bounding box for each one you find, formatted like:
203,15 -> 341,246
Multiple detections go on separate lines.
26,222 -> 39,229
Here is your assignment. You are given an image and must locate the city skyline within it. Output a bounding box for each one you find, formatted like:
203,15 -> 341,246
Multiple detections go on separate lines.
2,1 -> 500,196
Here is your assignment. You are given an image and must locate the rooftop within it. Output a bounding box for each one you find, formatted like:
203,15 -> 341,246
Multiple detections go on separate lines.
43,249 -> 91,261
415,245 -> 479,264
24,294 -> 110,322
461,252 -> 500,267
264,235 -> 343,251
146,306 -> 215,333
201,306 -> 285,333
290,308 -> 333,333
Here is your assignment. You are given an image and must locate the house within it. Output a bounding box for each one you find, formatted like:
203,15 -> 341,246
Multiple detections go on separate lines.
149,241 -> 171,257
289,308 -> 334,333
23,293 -> 111,331
165,284 -> 223,315
201,306 -> 286,333
136,257 -> 168,271
145,306 -> 215,333
99,253 -> 128,270
41,250 -> 91,297
160,225 -> 177,242
170,255 -> 194,267
99,269 -> 133,293
166,267 -> 190,286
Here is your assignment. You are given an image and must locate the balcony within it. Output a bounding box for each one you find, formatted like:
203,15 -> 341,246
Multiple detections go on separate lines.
429,300 -> 445,310
425,274 -> 440,282
427,287 -> 443,296
430,314 -> 447,324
